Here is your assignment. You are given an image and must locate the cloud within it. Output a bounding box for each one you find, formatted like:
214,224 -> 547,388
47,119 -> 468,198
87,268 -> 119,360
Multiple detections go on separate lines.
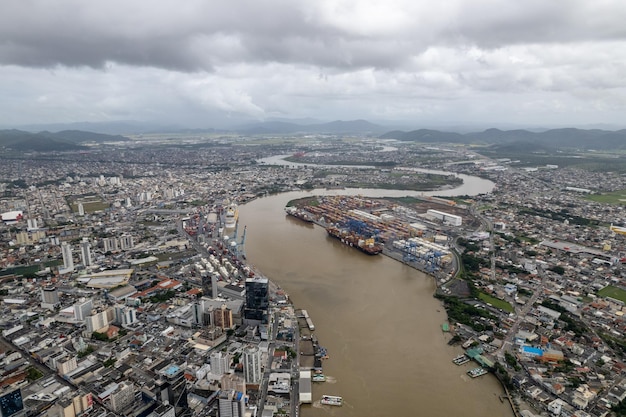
1,0 -> 626,127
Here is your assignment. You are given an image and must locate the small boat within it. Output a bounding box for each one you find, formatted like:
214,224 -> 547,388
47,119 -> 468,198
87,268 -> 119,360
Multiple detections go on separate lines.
320,395 -> 342,406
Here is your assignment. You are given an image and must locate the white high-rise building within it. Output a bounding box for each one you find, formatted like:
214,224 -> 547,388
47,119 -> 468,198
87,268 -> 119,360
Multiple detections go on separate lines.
243,345 -> 262,384
210,351 -> 231,376
85,311 -> 109,334
74,299 -> 93,322
80,238 -> 92,267
103,237 -> 119,252
61,242 -> 74,271
78,202 -> 85,216
119,235 -> 134,250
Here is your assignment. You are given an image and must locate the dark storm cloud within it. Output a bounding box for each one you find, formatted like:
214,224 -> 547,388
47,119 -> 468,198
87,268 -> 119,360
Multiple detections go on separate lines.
1,0 -> 624,72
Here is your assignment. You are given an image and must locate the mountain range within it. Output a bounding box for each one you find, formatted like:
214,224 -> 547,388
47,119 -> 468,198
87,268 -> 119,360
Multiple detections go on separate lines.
2,121 -> 626,152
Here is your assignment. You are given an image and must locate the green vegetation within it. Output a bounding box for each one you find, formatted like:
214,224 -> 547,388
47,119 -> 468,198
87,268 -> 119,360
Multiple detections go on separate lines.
149,290 -> 176,303
77,346 -> 95,358
103,358 -> 117,368
92,332 -> 109,342
504,352 -> 521,371
549,265 -> 565,275
435,295 -> 495,332
478,292 -> 514,313
611,398 -> 626,416
26,366 -> 44,381
0,265 -> 40,278
585,189 -> 626,205
597,285 -> 626,304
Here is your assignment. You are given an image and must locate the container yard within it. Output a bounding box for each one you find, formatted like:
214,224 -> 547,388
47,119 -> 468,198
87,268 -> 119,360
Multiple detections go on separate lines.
286,195 -> 459,274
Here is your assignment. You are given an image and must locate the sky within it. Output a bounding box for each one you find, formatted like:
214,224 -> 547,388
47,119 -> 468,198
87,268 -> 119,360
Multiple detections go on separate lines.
2,0 -> 626,130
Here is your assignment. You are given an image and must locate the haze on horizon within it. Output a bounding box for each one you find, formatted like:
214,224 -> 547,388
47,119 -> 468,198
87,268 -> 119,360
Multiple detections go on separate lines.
2,0 -> 626,130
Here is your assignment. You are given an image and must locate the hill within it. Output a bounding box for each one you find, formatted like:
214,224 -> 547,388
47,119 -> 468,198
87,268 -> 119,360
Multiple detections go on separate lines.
0,129 -> 130,152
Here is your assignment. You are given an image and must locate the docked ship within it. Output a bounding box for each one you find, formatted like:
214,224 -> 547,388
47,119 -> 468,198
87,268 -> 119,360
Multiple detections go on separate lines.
224,202 -> 238,229
320,395 -> 342,406
326,226 -> 383,255
284,206 -> 314,223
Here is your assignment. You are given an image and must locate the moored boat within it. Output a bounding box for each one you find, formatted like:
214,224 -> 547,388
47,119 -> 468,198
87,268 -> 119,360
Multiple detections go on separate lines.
320,395 -> 342,406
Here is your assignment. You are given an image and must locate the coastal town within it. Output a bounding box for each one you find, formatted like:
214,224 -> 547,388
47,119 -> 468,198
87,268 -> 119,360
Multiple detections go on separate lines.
1,133 -> 626,417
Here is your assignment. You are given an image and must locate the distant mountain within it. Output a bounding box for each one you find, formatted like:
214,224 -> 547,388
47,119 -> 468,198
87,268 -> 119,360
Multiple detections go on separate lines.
237,119 -> 387,134
380,127 -> 626,150
0,129 -> 130,152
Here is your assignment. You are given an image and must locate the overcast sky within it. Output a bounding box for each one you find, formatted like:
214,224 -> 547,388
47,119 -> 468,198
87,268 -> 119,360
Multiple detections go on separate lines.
2,0 -> 626,129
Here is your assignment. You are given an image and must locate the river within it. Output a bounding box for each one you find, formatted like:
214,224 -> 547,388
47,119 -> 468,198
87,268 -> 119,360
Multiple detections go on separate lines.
239,162 -> 512,416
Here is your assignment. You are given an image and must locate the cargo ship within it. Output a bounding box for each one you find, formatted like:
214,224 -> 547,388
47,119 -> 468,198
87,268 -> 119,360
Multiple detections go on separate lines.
320,395 -> 342,406
224,202 -> 238,229
284,206 -> 314,223
326,226 -> 383,255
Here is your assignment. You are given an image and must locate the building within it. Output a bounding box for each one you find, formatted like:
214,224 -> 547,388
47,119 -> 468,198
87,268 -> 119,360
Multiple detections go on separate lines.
110,383 -> 135,414
80,237 -> 92,267
244,277 -> 268,324
114,305 -> 137,327
102,237 -> 119,252
61,241 -> 74,271
210,351 -> 231,376
243,345 -> 262,384
74,299 -> 93,322
213,304 -> 233,329
41,286 -> 59,310
0,389 -> 23,417
119,234 -> 134,250
57,356 -> 78,376
218,389 -> 245,417
426,209 -> 462,226
221,374 -> 246,395
86,310 -> 109,334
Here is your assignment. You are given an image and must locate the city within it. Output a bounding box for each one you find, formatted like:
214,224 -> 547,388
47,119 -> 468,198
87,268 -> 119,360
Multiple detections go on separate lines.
0,133 -> 625,417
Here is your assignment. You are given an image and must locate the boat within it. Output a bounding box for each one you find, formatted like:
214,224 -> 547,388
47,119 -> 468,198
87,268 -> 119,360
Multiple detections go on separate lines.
285,206 -> 314,223
320,395 -> 342,406
326,226 -> 383,255
224,202 -> 238,229
452,354 -> 470,365
312,374 -> 326,382
467,367 -> 488,378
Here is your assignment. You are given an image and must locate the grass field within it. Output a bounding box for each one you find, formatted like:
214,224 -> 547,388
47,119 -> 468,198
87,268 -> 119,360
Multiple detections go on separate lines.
585,189 -> 626,205
597,285 -> 626,304
69,201 -> 110,213
478,292 -> 514,313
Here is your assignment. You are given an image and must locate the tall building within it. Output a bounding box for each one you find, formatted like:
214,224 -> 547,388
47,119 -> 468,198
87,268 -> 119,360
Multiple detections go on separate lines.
110,383 -> 135,414
217,390 -> 245,417
244,277 -> 268,324
61,242 -> 74,271
119,235 -> 134,250
213,304 -> 233,329
103,237 -> 119,252
74,299 -> 93,322
41,286 -> 59,309
80,238 -> 92,267
209,351 -> 230,376
77,203 -> 85,216
57,357 -> 77,376
85,311 -> 109,334
0,388 -> 23,417
243,345 -> 262,384
114,305 -> 137,327
156,365 -> 188,415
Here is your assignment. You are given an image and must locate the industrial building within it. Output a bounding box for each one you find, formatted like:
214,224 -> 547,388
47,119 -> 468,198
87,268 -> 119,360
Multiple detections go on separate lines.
426,209 -> 462,226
